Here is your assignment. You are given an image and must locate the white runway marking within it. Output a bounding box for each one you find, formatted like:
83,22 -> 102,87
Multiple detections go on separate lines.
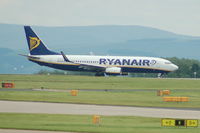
0,100 -> 200,119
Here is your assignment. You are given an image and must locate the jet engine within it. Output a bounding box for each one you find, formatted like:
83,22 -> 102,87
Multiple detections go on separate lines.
105,67 -> 122,75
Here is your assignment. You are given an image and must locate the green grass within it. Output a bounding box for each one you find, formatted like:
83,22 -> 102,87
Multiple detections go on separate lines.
0,74 -> 200,108
1,74 -> 200,90
0,90 -> 199,108
0,113 -> 199,133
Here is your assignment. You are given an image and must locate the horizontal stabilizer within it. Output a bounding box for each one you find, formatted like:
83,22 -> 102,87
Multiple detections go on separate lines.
19,54 -> 40,59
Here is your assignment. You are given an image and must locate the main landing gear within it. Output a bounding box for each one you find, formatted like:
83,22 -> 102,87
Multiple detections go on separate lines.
157,73 -> 165,78
95,72 -> 105,76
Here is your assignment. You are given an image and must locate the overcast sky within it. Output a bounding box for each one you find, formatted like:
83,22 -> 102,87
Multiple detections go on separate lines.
0,0 -> 200,36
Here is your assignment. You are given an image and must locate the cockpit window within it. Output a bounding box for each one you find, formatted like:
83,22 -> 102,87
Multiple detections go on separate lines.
165,61 -> 172,64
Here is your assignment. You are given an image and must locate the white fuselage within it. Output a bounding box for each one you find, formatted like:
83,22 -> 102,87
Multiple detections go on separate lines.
28,54 -> 178,74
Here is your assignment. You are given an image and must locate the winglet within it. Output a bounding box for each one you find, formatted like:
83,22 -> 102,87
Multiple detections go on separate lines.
61,51 -> 71,62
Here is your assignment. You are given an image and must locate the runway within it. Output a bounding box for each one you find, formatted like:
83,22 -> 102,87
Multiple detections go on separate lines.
0,100 -> 200,119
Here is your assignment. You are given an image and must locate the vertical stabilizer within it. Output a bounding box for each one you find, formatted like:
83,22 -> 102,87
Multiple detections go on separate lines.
24,26 -> 59,55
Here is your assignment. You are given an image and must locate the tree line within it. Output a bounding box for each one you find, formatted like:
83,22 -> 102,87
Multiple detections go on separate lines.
166,57 -> 200,78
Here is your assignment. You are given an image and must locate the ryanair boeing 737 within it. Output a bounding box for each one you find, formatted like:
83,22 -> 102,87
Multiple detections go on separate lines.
22,26 -> 178,76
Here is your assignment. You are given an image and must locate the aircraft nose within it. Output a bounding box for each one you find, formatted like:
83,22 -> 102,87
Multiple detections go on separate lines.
172,64 -> 179,71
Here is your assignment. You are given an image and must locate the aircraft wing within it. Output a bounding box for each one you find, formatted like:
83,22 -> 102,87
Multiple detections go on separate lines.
78,63 -> 106,71
61,51 -> 106,71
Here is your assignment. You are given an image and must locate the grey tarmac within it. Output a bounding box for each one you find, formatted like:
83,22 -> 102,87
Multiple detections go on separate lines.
0,100 -> 200,119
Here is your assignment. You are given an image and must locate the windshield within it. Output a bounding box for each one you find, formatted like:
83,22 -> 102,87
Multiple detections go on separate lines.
164,61 -> 172,64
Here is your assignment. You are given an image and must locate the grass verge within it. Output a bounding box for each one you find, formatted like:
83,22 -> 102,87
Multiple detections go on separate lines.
0,90 -> 199,108
1,74 -> 200,90
0,113 -> 199,133
0,75 -> 200,108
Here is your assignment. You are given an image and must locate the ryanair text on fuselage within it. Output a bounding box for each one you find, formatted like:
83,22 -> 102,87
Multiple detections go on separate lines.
99,58 -> 156,66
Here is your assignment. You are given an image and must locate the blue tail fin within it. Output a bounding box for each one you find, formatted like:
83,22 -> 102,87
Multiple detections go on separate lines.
24,26 -> 59,55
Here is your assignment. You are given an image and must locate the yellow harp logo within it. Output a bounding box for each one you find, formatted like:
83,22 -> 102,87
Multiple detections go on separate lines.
29,37 -> 41,51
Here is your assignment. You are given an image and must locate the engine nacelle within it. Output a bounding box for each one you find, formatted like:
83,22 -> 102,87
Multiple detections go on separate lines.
105,67 -> 122,75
